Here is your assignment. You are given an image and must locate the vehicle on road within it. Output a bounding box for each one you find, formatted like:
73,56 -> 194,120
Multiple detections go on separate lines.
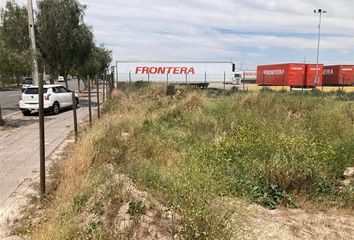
323,65 -> 354,86
20,77 -> 48,91
20,77 -> 33,92
19,85 -> 79,116
257,63 -> 323,88
58,76 -> 65,82
116,61 -> 239,87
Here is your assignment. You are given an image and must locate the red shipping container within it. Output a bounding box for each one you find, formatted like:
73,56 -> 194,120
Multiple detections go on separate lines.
323,65 -> 354,86
305,64 -> 323,87
257,64 -> 306,87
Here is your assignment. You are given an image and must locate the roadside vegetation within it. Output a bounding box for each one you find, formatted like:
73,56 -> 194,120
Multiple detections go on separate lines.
27,84 -> 353,239
0,0 -> 111,88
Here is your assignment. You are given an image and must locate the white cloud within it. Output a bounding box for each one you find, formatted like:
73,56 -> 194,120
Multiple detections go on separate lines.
80,0 -> 353,66
3,0 -> 354,68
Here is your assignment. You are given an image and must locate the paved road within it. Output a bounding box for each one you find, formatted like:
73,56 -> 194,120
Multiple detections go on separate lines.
0,88 -> 20,117
0,89 -> 99,237
0,80 -> 85,117
0,82 -> 244,117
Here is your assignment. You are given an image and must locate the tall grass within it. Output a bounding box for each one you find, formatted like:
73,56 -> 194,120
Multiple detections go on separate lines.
101,84 -> 353,236
32,84 -> 354,239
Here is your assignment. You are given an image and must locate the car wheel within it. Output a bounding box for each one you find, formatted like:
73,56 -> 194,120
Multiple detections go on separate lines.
53,102 -> 60,115
21,110 -> 31,116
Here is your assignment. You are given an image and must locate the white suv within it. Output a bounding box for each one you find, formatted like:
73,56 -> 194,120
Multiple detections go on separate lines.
58,76 -> 65,82
19,85 -> 79,116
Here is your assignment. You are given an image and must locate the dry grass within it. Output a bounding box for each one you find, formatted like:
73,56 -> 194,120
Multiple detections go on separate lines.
25,87 -> 178,239
24,83 -> 354,239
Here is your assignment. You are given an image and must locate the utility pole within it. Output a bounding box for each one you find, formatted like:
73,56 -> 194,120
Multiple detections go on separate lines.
27,0 -> 45,195
27,0 -> 39,86
314,9 -> 327,87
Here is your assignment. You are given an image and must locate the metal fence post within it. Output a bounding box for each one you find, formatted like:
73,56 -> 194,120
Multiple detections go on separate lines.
185,73 -> 188,84
224,71 -> 226,92
322,73 -> 324,91
106,70 -> 110,98
129,70 -> 131,83
111,71 -> 115,89
148,73 -> 150,83
167,73 -> 169,85
96,76 -> 100,118
106,72 -> 109,98
103,73 -> 106,102
38,69 -> 45,195
108,77 -> 112,98
117,68 -> 119,84
110,74 -> 113,96
88,76 -> 92,127
72,91 -> 78,141
263,73 -> 265,90
204,71 -> 207,84
105,76 -> 108,99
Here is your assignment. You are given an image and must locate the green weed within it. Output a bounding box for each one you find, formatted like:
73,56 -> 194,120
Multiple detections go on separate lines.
128,201 -> 146,217
33,84 -> 354,239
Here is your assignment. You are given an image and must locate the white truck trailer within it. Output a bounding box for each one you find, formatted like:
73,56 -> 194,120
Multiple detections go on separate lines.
234,70 -> 257,83
116,61 -> 238,87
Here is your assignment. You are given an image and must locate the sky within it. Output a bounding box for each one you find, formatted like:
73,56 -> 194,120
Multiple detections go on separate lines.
3,0 -> 354,70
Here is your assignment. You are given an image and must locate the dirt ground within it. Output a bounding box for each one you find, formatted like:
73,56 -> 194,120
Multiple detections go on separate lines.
230,203 -> 354,240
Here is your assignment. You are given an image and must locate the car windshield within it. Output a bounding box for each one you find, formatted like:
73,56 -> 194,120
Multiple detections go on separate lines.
23,78 -> 33,84
24,88 -> 48,94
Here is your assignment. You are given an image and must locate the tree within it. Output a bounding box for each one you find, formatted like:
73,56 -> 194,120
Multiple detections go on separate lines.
0,0 -> 32,87
36,0 -> 94,88
1,1 -> 29,51
75,45 -> 112,88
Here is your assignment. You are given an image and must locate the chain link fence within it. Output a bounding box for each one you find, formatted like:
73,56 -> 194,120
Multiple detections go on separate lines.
117,72 -> 237,84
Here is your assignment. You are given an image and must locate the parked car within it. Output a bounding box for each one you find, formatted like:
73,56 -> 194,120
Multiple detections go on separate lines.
19,85 -> 79,116
58,76 -> 65,82
20,77 -> 33,92
20,77 -> 48,91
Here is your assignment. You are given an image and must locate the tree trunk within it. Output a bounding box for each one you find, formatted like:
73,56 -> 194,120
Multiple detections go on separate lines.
0,105 -> 5,126
0,75 -> 4,89
77,78 -> 81,93
82,78 -> 88,90
15,75 -> 20,86
64,76 -> 69,88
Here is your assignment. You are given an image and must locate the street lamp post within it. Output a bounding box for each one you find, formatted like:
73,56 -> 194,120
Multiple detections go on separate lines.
314,8 -> 327,86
